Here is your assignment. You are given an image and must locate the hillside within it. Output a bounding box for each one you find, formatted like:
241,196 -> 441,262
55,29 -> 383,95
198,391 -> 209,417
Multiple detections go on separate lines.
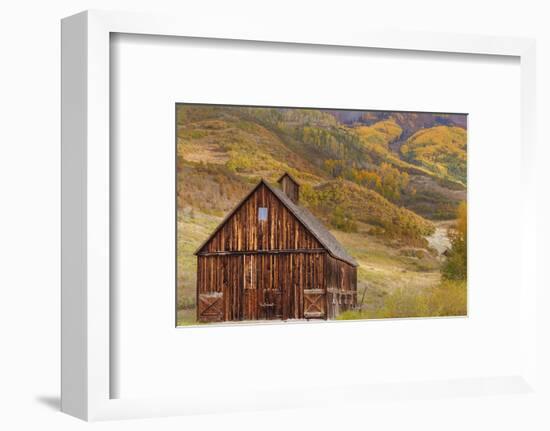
178,105 -> 466,219
401,126 -> 467,185
177,106 -> 438,242
303,179 -> 434,244
177,106 -> 325,186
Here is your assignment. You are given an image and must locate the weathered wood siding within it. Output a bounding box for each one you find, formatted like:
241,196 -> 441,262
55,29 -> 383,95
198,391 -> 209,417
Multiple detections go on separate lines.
279,175 -> 299,204
195,182 -> 358,323
199,183 -> 320,253
325,255 -> 358,319
197,252 -> 327,322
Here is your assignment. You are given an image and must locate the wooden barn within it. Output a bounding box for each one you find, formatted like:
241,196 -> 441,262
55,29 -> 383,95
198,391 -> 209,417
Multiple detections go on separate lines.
195,173 -> 358,323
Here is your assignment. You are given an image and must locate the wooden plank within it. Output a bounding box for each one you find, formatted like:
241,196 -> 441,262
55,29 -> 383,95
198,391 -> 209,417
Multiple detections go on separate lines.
304,289 -> 324,294
199,292 -> 223,298
304,311 -> 324,318
197,248 -> 326,256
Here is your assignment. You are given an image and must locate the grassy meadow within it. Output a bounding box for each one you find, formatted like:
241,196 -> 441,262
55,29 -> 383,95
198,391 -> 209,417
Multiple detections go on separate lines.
176,105 -> 467,325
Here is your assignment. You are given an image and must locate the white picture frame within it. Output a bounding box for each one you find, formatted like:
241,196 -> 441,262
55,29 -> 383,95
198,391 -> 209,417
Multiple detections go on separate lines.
61,9 -> 539,421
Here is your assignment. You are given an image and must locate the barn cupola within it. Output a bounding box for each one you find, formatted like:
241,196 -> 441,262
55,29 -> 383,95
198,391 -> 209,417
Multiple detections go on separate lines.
277,172 -> 300,204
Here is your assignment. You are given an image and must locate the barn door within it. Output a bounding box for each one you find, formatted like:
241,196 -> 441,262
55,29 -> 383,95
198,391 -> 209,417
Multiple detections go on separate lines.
258,255 -> 283,320
197,292 -> 224,322
260,289 -> 282,320
304,289 -> 326,319
242,255 -> 257,320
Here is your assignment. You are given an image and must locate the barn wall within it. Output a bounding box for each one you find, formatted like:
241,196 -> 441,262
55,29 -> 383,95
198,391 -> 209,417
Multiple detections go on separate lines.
325,255 -> 358,319
200,183 -> 321,253
197,252 -> 327,322
279,176 -> 299,204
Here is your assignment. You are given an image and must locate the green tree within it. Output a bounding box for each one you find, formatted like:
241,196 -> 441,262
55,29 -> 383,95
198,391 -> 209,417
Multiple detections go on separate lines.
442,201 -> 467,280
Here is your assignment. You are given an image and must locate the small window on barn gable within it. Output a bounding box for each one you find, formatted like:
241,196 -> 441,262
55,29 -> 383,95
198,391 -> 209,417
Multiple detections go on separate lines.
258,207 -> 268,221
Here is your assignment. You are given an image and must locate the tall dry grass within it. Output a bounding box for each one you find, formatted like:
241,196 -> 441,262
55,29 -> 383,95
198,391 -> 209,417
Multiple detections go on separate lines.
337,279 -> 467,320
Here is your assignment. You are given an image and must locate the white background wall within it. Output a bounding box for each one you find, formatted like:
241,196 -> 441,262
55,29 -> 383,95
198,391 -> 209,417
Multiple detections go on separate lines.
1,0 -> 549,430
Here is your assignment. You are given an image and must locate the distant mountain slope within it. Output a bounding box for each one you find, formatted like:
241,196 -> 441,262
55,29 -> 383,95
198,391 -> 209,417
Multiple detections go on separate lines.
401,126 -> 467,185
177,105 -> 466,223
354,120 -> 402,153
325,109 -> 467,140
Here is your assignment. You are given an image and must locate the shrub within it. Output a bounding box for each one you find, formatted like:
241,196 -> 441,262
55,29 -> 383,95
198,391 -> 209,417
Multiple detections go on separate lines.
330,206 -> 358,233
226,154 -> 254,173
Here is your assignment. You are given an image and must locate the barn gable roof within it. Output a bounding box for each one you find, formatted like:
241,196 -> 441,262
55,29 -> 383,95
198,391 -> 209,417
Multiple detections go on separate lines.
276,172 -> 300,186
194,178 -> 358,267
266,183 -> 358,267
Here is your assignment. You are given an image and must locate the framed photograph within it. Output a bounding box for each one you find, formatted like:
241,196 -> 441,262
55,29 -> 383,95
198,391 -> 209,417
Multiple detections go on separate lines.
176,103 -> 468,326
61,10 -> 540,421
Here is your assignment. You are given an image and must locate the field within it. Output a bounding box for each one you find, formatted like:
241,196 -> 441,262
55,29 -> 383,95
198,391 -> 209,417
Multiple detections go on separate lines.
176,105 -> 467,325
